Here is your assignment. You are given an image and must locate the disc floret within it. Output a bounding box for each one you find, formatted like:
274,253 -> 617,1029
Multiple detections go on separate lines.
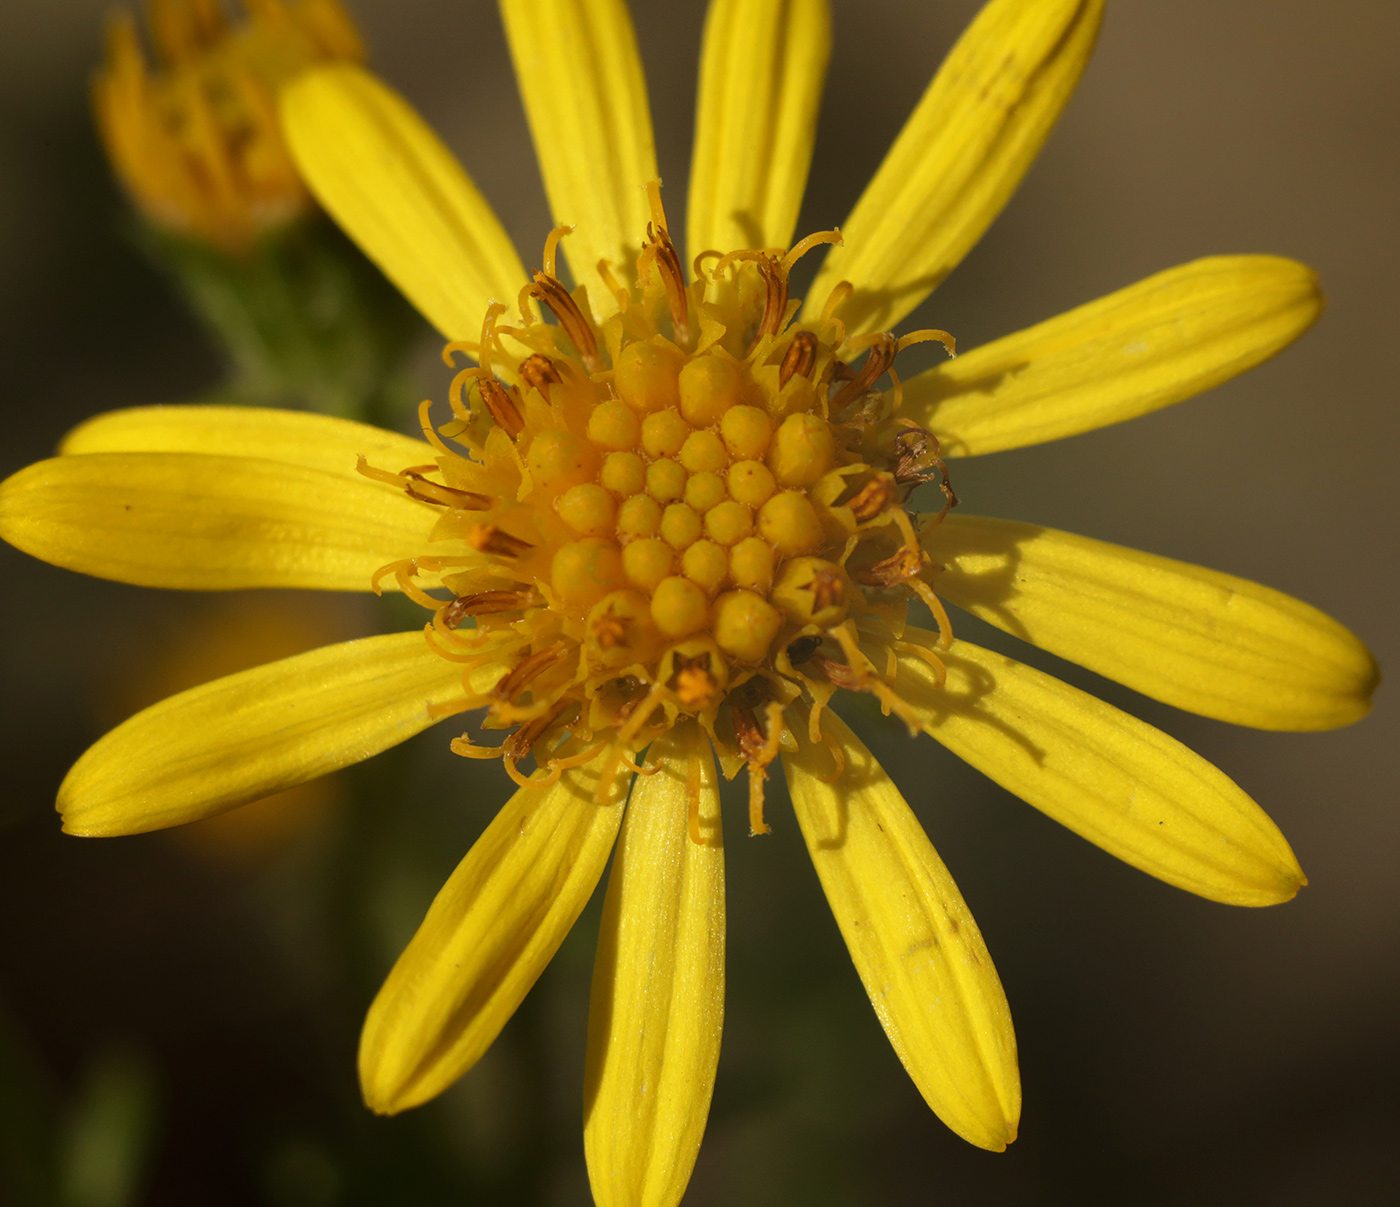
364,189 -> 958,833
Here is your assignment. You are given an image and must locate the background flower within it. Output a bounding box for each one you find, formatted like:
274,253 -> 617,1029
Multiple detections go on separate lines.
0,1 -> 1394,1204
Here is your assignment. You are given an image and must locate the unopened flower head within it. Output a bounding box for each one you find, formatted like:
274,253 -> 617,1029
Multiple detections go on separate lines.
93,0 -> 364,252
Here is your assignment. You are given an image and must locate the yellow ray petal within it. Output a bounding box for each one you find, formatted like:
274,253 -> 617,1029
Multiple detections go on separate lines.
360,750 -> 627,1113
280,63 -> 527,340
898,631 -> 1305,905
0,452 -> 431,591
60,405 -> 435,477
499,0 -> 657,315
926,515 -> 1379,731
782,704 -> 1019,1151
584,722 -> 723,1207
59,631 -> 459,836
904,256 -> 1324,455
687,0 -> 831,257
803,0 -> 1103,336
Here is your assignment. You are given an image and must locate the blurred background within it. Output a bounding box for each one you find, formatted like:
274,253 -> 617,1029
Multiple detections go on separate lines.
1,0 -> 1397,1203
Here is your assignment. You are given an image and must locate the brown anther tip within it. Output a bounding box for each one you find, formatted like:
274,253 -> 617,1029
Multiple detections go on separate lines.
403,471 -> 494,511
503,699 -> 571,762
492,645 -> 565,703
478,377 -> 524,438
779,329 -> 817,387
530,273 -> 601,369
440,589 -> 535,627
643,220 -> 691,345
753,257 -> 789,347
830,334 -> 900,413
466,525 -> 534,558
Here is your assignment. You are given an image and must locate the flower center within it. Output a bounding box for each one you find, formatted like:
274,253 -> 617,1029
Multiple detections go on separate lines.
363,188 -> 959,834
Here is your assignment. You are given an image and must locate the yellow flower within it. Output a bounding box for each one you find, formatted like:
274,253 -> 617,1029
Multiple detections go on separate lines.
2,0 -> 1378,1202
93,0 -> 364,252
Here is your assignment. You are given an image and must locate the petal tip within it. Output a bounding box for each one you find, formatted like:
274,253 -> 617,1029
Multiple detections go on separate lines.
962,1110 -> 1018,1153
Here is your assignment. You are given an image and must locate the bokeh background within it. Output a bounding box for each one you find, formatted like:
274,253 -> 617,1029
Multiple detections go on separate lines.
1,1 -> 1397,1203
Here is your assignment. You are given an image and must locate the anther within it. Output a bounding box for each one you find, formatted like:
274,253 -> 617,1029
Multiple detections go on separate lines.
466,525 -> 534,558
492,645 -> 566,703
891,424 -> 959,514
641,180 -> 690,345
503,698 -> 572,762
853,544 -> 927,589
440,589 -> 537,627
478,377 -> 524,438
529,272 -> 602,371
519,353 -> 562,394
779,330 -> 818,387
401,470 -> 493,510
829,333 -> 899,413
846,473 -> 898,523
755,257 -> 789,345
643,222 -> 691,347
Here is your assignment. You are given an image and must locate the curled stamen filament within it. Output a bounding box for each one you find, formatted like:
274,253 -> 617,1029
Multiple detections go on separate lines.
450,736 -> 507,759
596,683 -> 668,803
893,639 -> 949,688
907,578 -> 954,648
441,338 -> 480,367
595,258 -> 630,313
541,224 -> 573,280
814,709 -> 847,783
780,227 -> 842,273
897,328 -> 957,358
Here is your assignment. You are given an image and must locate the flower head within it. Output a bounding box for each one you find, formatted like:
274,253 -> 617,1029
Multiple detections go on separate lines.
368,191 -> 963,840
2,0 -> 1379,1204
93,0 -> 364,252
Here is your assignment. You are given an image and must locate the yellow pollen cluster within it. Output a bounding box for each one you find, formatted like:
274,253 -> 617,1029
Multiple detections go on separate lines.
365,195 -> 958,831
